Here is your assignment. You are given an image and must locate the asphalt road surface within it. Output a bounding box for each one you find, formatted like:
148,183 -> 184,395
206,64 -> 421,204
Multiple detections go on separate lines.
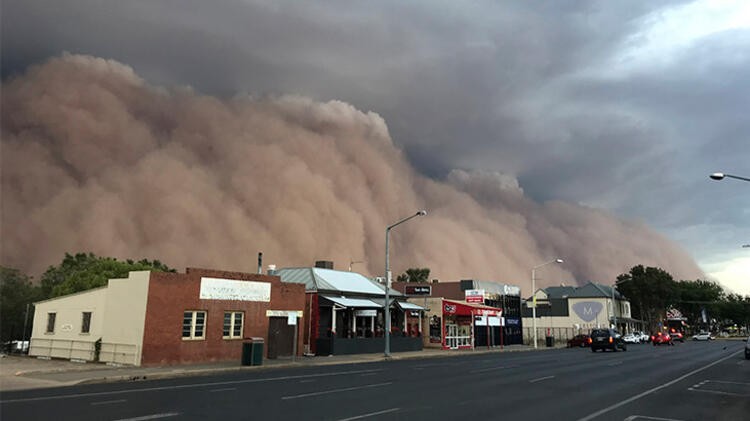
1,340 -> 747,421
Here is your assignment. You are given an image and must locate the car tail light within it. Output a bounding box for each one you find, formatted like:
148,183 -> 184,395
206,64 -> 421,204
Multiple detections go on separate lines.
587,338 -> 592,344
609,337 -> 613,343
651,336 -> 655,341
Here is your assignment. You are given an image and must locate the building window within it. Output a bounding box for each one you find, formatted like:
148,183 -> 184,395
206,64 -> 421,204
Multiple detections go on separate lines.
223,312 -> 244,339
182,311 -> 206,340
46,313 -> 56,333
81,312 -> 92,334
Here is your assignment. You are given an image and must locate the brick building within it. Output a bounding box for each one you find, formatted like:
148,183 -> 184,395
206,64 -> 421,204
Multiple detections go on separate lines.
29,268 -> 305,366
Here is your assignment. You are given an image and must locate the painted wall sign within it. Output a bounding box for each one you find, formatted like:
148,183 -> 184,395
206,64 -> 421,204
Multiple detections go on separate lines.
572,301 -> 603,322
200,277 -> 271,302
266,310 -> 303,317
444,304 -> 457,314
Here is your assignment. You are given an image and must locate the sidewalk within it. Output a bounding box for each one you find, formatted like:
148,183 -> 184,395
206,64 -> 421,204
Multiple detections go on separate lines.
0,344 -> 548,392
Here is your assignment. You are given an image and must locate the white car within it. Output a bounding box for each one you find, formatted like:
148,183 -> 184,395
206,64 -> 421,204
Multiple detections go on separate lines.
622,333 -> 640,344
634,331 -> 650,343
692,332 -> 713,341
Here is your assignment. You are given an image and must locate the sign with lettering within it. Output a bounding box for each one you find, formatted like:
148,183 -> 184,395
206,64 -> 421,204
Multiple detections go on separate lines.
266,310 -> 303,317
200,277 -> 271,302
404,285 -> 432,295
465,289 -> 485,303
572,301 -> 603,322
503,285 -> 521,296
354,309 -> 377,317
444,304 -> 457,314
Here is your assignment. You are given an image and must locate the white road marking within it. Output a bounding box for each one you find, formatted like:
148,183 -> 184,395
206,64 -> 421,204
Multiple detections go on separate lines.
470,365 -> 519,374
90,399 -> 127,406
281,382 -> 391,400
576,350 -> 742,421
705,380 -> 750,385
688,387 -> 747,397
0,368 -> 384,404
529,375 -> 555,383
113,413 -> 180,421
336,407 -> 400,420
623,416 -> 684,421
209,388 -> 236,393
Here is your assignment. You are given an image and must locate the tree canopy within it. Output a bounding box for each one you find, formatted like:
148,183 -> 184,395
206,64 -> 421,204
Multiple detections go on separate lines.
0,266 -> 43,342
41,252 -> 175,298
397,267 -> 431,283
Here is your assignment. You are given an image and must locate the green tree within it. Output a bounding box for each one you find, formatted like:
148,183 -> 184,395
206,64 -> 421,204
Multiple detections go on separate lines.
672,279 -> 724,330
615,265 -> 677,331
0,266 -> 43,343
396,267 -> 431,283
718,293 -> 750,331
41,252 -> 175,298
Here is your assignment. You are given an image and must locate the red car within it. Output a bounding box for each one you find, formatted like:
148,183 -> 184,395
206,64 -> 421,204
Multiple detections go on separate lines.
651,332 -> 674,346
567,334 -> 591,348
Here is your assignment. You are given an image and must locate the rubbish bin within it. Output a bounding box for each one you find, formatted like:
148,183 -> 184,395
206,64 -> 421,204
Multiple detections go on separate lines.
241,337 -> 264,366
545,336 -> 555,347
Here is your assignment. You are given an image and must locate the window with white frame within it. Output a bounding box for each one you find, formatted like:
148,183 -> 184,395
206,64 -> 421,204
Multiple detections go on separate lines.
46,313 -> 56,333
223,311 -> 244,339
81,312 -> 92,334
182,311 -> 206,340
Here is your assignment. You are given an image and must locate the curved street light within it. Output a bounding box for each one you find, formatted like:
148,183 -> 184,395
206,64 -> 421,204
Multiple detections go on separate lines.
384,210 -> 427,357
709,172 -> 750,182
531,258 -> 563,349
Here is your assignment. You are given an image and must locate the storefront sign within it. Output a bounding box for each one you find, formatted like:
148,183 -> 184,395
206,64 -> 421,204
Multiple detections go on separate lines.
488,316 -> 502,326
505,317 -> 520,326
354,309 -> 377,317
444,304 -> 457,314
288,314 -> 297,325
404,285 -> 432,295
200,277 -> 270,302
474,315 -> 488,326
465,289 -> 485,303
266,310 -> 303,317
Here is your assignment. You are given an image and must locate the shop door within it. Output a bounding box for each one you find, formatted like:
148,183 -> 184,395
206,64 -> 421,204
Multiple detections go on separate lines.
267,317 -> 295,359
446,324 -> 459,349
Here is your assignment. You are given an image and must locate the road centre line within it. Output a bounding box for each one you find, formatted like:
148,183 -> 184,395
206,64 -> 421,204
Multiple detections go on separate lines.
529,375 -> 555,383
90,399 -> 127,405
623,416 -> 684,421
470,365 -> 519,373
576,350 -> 742,421
113,413 -> 180,421
281,382 -> 391,400
0,368 -> 384,404
336,407 -> 400,420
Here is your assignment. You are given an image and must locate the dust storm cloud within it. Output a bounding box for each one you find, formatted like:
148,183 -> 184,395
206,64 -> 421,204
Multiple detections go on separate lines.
0,54 -> 704,289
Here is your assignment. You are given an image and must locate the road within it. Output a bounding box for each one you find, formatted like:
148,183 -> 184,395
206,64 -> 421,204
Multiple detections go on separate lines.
1,340 -> 747,421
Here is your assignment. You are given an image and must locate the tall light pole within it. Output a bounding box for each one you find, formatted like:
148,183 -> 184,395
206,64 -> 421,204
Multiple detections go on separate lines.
385,210 -> 427,357
531,258 -> 563,349
709,172 -> 750,182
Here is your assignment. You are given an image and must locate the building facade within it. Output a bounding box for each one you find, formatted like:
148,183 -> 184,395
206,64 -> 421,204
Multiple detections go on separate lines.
29,268 -> 306,366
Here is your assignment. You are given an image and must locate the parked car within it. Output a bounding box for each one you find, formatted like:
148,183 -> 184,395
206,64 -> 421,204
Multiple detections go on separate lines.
635,331 -> 650,343
622,333 -> 640,344
691,332 -> 713,341
745,337 -> 750,360
568,334 -> 591,348
651,332 -> 674,346
590,328 -> 627,352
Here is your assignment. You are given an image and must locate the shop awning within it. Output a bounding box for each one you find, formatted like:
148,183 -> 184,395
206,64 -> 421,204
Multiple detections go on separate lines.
396,301 -> 427,311
442,299 -> 502,317
321,295 -> 381,308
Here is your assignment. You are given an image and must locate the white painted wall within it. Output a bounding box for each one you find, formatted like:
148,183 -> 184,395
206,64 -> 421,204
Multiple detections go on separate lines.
100,271 -> 150,365
29,287 -> 107,360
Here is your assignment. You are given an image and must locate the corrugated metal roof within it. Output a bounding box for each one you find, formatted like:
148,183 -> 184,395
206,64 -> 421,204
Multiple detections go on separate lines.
321,295 -> 382,308
397,301 -> 427,311
275,267 -> 402,296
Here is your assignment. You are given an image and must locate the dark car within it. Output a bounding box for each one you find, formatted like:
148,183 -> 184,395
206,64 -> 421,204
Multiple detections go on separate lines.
567,334 -> 591,348
651,331 -> 674,346
669,329 -> 685,342
590,328 -> 627,352
745,337 -> 749,360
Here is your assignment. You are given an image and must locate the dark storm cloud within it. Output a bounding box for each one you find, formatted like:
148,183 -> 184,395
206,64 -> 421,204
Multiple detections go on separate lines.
1,1 -> 747,289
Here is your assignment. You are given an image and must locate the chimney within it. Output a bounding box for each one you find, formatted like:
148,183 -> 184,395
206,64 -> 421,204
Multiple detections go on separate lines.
267,264 -> 277,276
314,260 -> 334,270
257,252 -> 263,274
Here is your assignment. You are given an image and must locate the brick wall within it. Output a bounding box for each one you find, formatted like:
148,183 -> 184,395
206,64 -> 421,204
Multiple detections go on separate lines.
141,267 -> 306,366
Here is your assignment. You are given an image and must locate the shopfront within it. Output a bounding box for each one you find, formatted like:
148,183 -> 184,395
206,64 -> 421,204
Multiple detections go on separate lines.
441,299 -> 503,350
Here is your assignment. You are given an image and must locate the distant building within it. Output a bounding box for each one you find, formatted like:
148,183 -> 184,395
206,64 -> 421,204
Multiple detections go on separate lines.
29,268 -> 305,366
521,282 -> 642,338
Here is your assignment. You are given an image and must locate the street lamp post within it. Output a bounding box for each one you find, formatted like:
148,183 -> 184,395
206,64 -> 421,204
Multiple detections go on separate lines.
384,210 -> 427,357
531,258 -> 563,349
709,172 -> 750,182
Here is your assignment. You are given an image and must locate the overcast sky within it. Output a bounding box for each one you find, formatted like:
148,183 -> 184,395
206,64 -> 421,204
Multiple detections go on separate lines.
2,0 -> 748,293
